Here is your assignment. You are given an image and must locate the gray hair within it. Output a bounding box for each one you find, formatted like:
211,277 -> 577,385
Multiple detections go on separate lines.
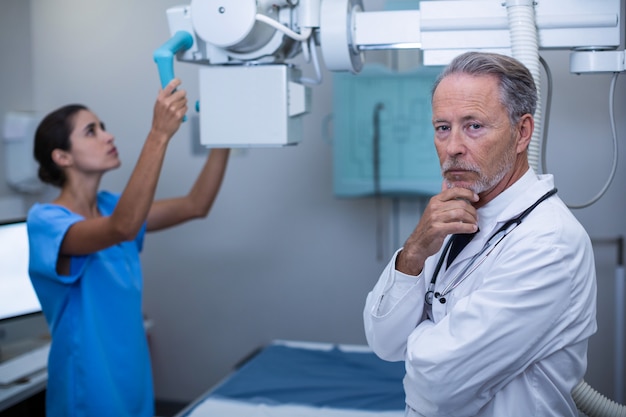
431,51 -> 537,126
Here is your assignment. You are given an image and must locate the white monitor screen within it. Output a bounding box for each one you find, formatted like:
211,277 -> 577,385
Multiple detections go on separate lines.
0,220 -> 41,321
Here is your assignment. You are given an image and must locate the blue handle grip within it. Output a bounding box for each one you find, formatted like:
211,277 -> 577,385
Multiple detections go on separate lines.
153,31 -> 194,89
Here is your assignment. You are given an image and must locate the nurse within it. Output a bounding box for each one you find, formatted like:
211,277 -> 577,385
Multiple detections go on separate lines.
363,52 -> 597,416
27,79 -> 230,417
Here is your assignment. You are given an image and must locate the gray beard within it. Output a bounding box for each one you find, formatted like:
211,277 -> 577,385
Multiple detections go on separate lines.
442,151 -> 515,194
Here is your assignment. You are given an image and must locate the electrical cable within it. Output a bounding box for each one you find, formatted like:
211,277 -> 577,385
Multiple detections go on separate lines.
255,14 -> 312,41
301,33 -> 311,62
539,55 -> 553,176
254,14 -> 321,85
538,57 -> 619,209
566,72 -> 620,209
299,35 -> 323,85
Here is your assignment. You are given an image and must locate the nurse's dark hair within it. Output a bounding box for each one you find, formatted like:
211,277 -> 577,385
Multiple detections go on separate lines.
431,51 -> 537,126
33,104 -> 88,188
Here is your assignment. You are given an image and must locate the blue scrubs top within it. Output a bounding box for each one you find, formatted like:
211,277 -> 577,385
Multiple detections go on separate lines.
27,191 -> 153,417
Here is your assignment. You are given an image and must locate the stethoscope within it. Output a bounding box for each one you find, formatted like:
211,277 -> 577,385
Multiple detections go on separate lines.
425,188 -> 558,307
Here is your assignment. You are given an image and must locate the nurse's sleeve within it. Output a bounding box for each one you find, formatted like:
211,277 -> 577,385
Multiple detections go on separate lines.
27,205 -> 87,284
364,249 -> 428,361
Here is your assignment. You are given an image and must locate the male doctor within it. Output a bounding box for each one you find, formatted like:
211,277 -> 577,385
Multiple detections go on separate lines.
363,51 -> 597,417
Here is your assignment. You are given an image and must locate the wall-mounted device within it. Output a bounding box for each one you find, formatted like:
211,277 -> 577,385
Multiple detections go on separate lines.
2,112 -> 44,194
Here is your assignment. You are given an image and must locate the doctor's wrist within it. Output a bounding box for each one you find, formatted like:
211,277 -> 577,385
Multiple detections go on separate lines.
395,249 -> 424,276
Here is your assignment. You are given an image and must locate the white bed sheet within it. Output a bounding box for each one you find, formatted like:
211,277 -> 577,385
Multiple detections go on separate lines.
187,397 -> 405,417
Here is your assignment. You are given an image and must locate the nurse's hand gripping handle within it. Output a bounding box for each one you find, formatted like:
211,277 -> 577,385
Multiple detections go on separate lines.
153,31 -> 194,121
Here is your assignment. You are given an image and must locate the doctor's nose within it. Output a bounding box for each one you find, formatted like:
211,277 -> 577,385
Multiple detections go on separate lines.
445,129 -> 467,156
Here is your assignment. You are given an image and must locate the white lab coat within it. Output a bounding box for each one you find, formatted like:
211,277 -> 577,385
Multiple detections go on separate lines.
364,171 -> 597,417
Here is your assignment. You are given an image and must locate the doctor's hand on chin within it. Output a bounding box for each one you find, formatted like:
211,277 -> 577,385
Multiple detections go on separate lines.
395,183 -> 479,276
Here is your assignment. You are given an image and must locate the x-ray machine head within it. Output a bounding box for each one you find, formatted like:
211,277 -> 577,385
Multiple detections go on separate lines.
154,0 -> 624,148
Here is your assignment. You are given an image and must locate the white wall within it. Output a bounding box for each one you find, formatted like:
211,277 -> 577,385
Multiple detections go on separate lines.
0,0 -> 621,405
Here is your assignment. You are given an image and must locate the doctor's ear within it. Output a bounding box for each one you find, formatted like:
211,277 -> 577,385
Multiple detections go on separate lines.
51,149 -> 72,168
516,114 -> 534,153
